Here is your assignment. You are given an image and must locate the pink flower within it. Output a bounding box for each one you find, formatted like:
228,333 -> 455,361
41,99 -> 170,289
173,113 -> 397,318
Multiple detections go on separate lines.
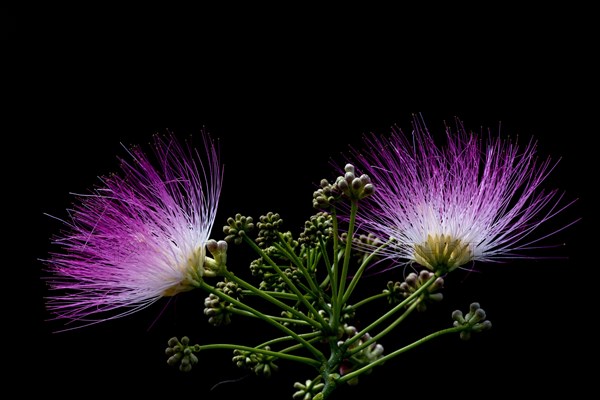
348,115 -> 578,274
43,131 -> 223,329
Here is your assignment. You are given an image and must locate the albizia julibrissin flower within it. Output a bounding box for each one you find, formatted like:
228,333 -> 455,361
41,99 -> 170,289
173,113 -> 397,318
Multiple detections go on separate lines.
348,115 -> 578,275
43,131 -> 223,329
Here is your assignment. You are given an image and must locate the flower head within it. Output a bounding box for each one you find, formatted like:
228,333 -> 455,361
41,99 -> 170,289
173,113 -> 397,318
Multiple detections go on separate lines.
347,115 -> 578,274
43,131 -> 223,329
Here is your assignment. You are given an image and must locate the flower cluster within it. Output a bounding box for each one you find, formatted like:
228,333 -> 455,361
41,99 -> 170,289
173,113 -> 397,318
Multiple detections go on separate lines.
42,116 -> 577,399
343,115 -> 577,275
43,132 -> 223,329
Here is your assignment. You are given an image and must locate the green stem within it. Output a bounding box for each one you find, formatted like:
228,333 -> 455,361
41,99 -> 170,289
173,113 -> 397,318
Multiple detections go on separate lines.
199,281 -> 325,362
341,238 -> 393,305
329,207 -> 340,303
222,269 -> 319,329
240,289 -> 302,301
260,337 -> 322,359
318,236 -> 334,291
351,292 -> 388,309
242,234 -> 329,329
256,331 -> 323,350
349,298 -> 421,356
336,200 -> 358,309
273,241 -> 328,315
197,343 -> 322,368
273,234 -> 322,297
229,308 -> 311,326
343,274 -> 438,349
305,245 -> 323,275
338,325 -> 464,385
329,202 -> 356,337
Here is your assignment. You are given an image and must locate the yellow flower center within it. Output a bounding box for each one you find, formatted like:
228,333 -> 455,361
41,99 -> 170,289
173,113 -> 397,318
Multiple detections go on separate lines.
413,234 -> 472,273
162,245 -> 206,296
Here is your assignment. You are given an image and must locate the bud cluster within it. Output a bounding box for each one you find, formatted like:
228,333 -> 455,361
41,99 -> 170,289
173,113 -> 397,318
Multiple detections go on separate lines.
312,178 -> 342,209
338,326 -> 384,385
452,302 -> 492,340
385,270 -> 444,311
299,212 -> 333,247
203,279 -> 241,326
293,379 -> 325,400
256,212 -> 284,248
223,214 -> 254,245
312,164 -> 374,209
232,347 -> 279,377
335,164 -> 374,201
165,336 -> 200,372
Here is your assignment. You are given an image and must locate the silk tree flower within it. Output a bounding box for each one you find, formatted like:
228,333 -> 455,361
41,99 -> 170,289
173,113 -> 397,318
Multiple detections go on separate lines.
347,115 -> 578,275
43,131 -> 223,329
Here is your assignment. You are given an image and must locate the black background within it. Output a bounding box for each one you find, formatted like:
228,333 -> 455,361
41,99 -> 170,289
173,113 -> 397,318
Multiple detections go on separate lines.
5,8 -> 596,399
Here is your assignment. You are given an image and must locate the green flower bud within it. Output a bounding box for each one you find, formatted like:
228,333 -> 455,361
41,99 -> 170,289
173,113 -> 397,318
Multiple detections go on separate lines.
452,303 -> 492,340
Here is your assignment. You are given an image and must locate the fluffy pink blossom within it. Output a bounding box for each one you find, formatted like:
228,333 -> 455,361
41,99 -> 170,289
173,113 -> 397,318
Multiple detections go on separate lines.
349,115 -> 578,274
44,131 -> 222,329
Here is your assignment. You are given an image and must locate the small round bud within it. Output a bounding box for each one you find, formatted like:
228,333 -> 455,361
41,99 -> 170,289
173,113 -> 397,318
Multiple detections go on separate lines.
452,309 -> 465,323
453,303 -> 491,339
472,320 -> 493,332
167,353 -> 182,366
428,293 -> 442,302
362,184 -> 374,196
206,239 -> 218,253
472,308 -> 486,322
405,273 -> 417,286
180,363 -> 192,373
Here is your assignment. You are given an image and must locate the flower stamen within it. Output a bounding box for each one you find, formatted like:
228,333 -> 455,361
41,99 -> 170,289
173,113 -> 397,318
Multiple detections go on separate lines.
413,234 -> 472,273
162,245 -> 206,296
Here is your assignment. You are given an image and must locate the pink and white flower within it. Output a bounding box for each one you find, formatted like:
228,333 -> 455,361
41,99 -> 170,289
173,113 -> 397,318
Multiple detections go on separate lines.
44,131 -> 223,329
349,115 -> 578,274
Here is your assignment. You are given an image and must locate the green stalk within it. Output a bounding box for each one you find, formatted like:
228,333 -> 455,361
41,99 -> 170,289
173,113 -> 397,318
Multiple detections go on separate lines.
343,274 -> 438,349
199,280 -> 325,362
242,234 -> 329,329
222,269 -> 319,328
341,238 -> 393,305
240,290 -> 303,301
329,207 -> 340,302
229,308 -> 311,326
256,331 -> 323,350
335,200 -> 358,309
318,236 -> 334,290
350,292 -> 389,310
349,298 -> 421,356
273,236 -> 321,298
338,325 -> 464,384
197,343 -> 322,368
